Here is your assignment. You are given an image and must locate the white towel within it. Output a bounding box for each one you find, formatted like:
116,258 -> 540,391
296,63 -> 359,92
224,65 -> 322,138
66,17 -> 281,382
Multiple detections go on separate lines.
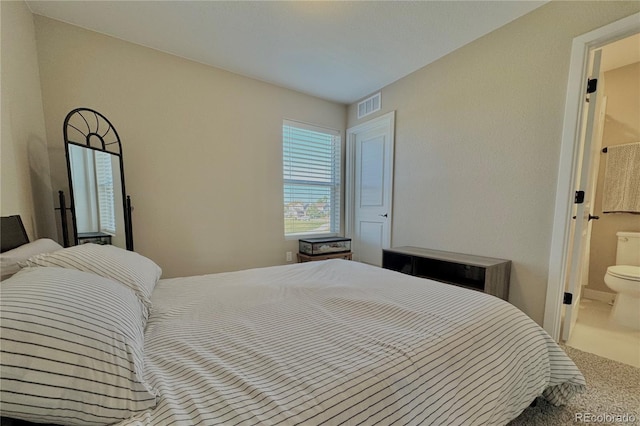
602,141 -> 640,213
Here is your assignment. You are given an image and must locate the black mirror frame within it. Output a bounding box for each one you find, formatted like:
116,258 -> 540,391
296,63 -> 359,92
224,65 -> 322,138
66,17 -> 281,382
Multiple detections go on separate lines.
63,108 -> 133,251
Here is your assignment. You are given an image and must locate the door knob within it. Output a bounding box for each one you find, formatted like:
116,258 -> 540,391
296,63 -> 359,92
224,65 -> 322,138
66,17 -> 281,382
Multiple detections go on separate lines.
379,213 -> 388,218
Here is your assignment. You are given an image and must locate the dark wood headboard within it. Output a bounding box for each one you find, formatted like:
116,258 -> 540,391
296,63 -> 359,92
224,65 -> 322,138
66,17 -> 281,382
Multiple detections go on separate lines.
1,215 -> 29,253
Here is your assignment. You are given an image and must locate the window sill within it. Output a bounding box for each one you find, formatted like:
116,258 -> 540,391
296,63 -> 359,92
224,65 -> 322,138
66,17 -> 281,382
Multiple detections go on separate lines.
285,232 -> 339,241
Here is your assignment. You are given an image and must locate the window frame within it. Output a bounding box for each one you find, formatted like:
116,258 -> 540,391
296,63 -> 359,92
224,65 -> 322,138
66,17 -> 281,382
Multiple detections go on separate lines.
283,119 -> 342,240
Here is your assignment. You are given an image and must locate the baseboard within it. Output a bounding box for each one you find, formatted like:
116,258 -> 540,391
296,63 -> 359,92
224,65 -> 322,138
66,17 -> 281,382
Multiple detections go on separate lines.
583,288 -> 615,304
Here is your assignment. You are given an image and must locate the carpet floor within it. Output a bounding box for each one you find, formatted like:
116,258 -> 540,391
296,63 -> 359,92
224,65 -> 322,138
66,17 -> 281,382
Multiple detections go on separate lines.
509,345 -> 640,425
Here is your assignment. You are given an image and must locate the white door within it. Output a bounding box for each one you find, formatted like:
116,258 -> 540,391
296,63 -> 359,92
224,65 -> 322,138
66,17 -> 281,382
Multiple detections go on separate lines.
562,49 -> 602,341
346,112 -> 395,266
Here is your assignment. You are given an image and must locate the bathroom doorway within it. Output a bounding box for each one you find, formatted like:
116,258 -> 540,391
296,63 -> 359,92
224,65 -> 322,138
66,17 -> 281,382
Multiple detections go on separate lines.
564,33 -> 640,368
543,12 -> 640,366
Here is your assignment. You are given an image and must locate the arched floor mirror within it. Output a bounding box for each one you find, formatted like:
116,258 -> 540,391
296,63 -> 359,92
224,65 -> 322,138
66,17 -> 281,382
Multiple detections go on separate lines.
61,108 -> 133,251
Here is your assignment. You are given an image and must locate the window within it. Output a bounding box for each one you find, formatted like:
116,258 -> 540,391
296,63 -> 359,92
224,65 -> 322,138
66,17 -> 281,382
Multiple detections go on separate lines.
283,120 -> 341,237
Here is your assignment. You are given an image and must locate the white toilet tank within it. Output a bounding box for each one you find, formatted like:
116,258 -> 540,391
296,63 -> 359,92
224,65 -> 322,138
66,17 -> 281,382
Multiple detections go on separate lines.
616,232 -> 640,266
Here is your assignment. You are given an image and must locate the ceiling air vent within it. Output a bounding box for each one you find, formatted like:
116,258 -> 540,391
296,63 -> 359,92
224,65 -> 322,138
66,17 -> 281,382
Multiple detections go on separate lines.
357,92 -> 381,119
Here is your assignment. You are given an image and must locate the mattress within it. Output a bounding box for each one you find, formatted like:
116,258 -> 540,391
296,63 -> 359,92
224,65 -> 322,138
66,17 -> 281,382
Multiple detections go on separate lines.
116,259 -> 584,425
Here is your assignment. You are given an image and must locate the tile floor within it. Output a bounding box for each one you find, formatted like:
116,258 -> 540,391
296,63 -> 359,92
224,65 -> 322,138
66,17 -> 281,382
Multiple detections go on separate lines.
566,297 -> 640,368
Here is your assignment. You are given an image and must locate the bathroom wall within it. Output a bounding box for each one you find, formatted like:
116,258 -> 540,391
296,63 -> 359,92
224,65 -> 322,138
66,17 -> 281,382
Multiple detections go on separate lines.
587,61 -> 640,295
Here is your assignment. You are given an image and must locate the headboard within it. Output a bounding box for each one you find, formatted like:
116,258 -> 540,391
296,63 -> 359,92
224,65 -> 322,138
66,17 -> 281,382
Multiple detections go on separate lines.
1,215 -> 29,253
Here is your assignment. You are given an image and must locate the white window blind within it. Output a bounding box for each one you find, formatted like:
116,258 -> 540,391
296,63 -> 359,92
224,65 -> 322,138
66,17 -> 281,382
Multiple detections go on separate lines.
94,151 -> 116,234
283,120 -> 341,237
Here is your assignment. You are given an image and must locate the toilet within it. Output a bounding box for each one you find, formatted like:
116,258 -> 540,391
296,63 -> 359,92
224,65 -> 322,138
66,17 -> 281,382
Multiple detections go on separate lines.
604,231 -> 640,330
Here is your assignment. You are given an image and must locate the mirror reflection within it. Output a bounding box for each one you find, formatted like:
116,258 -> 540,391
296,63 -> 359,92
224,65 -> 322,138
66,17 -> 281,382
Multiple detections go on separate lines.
68,145 -> 126,248
63,108 -> 133,250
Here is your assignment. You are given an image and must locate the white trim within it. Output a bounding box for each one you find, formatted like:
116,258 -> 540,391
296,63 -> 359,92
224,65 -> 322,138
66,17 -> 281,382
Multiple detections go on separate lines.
282,119 -> 340,136
284,232 -> 338,241
345,133 -> 356,239
345,111 -> 395,244
583,288 -> 615,305
543,13 -> 640,341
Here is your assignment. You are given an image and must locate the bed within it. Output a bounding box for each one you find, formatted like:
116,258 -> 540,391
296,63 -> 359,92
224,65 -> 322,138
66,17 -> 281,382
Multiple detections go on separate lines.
0,221 -> 585,426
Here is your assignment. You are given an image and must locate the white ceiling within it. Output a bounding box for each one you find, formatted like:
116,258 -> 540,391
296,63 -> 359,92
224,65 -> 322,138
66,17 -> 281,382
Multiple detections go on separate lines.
26,1 -> 547,104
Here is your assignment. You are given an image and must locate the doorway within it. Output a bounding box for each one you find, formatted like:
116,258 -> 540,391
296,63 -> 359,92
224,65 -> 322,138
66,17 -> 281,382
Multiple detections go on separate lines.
543,12 -> 640,358
345,111 -> 395,266
565,33 -> 640,367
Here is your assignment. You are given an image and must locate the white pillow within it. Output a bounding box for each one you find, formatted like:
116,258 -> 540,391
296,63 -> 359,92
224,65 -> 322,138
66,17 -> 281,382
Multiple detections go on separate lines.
25,243 -> 161,313
0,267 -> 157,425
0,238 -> 63,280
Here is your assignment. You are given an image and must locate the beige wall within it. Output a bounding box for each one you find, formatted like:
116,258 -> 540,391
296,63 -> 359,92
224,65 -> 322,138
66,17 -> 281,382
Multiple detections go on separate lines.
346,2 -> 640,325
34,16 -> 346,278
1,1 -> 56,240
588,62 -> 640,294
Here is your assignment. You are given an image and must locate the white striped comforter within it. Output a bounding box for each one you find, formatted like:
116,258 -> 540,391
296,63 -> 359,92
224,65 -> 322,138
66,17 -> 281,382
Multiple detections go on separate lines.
120,259 -> 585,426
